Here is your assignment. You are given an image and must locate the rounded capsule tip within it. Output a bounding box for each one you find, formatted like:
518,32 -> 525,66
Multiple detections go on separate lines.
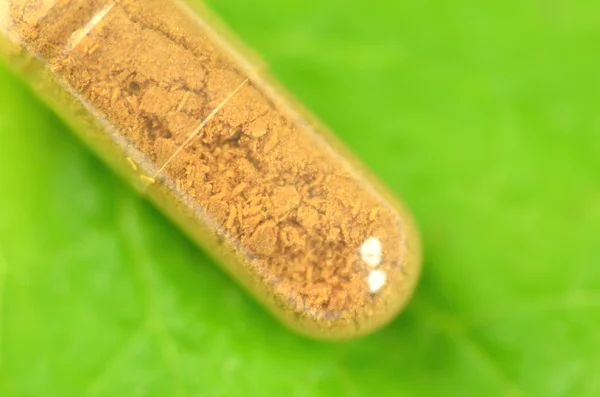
263,203 -> 421,341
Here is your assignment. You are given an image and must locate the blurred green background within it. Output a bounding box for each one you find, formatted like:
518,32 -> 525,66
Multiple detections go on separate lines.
1,0 -> 599,396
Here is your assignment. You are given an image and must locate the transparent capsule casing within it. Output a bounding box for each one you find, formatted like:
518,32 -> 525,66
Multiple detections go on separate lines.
0,0 -> 421,339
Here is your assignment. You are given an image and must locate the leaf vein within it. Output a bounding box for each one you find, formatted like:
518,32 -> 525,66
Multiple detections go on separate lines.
467,291 -> 600,328
414,300 -> 526,397
120,199 -> 186,397
85,327 -> 144,397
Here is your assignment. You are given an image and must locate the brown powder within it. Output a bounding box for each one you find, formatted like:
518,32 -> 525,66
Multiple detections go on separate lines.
5,0 -> 421,339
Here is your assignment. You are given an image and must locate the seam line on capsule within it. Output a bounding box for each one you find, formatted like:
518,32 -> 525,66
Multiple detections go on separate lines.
151,77 -> 250,180
67,2 -> 116,51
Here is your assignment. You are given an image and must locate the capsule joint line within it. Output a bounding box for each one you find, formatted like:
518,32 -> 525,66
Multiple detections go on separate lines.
1,0 -> 421,340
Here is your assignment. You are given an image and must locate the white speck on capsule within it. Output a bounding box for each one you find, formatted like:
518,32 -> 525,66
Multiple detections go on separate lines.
361,236 -> 382,268
367,270 -> 387,294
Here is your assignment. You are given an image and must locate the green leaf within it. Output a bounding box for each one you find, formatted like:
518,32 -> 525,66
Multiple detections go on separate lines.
1,0 -> 599,396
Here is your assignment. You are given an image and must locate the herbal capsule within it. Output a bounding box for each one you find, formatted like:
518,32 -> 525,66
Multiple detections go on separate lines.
0,0 -> 421,339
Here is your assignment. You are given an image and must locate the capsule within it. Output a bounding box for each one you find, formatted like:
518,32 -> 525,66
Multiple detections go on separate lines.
0,0 -> 421,339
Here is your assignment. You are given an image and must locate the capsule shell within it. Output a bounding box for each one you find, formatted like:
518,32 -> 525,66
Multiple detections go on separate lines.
0,0 -> 421,339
